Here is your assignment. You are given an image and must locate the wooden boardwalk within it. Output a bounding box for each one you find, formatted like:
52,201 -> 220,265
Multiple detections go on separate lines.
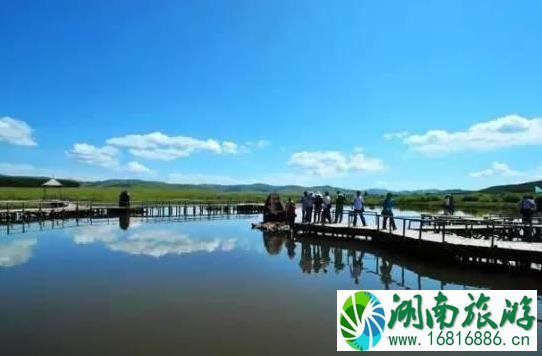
0,201 -> 264,225
293,214 -> 542,268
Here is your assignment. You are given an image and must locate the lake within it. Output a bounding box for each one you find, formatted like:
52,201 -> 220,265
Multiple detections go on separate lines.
0,209 -> 540,355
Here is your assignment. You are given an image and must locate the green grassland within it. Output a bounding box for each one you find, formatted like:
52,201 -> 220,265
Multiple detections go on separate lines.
0,175 -> 539,210
0,186 -> 531,210
0,186 -> 276,203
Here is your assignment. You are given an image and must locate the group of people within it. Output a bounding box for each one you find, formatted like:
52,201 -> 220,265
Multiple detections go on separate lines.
300,191 -> 334,224
299,190 -> 398,230
281,191 -> 540,231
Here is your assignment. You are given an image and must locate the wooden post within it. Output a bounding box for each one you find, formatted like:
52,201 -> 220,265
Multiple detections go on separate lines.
491,222 -> 495,248
442,223 -> 446,243
6,203 -> 10,235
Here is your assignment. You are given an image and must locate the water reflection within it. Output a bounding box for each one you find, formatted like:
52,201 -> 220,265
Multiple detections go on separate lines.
119,213 -> 130,230
0,216 -> 539,355
0,238 -> 37,268
262,232 -> 284,255
299,243 -> 332,274
73,222 -> 236,258
261,232 -> 542,292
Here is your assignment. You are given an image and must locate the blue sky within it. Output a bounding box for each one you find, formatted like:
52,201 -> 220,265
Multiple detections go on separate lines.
1,0 -> 542,190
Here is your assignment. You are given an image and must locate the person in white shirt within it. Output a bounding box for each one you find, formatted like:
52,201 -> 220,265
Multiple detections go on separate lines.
352,191 -> 367,226
321,191 -> 332,224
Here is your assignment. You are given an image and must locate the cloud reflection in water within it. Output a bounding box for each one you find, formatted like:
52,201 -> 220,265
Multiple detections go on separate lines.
0,238 -> 37,268
73,223 -> 236,258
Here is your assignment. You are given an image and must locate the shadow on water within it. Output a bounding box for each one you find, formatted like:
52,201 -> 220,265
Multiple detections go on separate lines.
119,212 -> 130,230
262,231 -> 542,293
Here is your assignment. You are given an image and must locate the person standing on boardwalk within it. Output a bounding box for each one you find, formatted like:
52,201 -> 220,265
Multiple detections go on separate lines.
313,192 -> 323,223
334,191 -> 346,223
352,191 -> 367,227
519,195 -> 537,224
303,192 -> 314,223
285,198 -> 297,227
301,191 -> 309,223
382,193 -> 397,230
443,194 -> 455,215
321,191 -> 332,224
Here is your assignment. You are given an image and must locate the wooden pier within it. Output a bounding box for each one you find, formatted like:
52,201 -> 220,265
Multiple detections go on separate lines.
293,211 -> 542,270
0,200 -> 264,226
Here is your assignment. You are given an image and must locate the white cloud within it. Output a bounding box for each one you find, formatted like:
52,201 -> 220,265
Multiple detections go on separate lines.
123,161 -> 151,173
106,132 -> 242,160
383,131 -> 410,140
66,143 -> 119,168
245,139 -> 270,149
469,162 -> 522,178
222,141 -> 239,154
289,149 -> 385,176
394,114 -> 542,155
0,117 -> 37,146
0,238 -> 37,268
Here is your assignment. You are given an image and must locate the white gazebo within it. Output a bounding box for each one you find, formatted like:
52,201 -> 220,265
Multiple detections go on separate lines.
42,178 -> 63,199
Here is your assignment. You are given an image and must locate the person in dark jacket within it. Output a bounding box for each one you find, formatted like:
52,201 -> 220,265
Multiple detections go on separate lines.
334,191 -> 346,223
382,193 -> 397,230
285,198 -> 297,227
313,193 -> 323,223
519,195 -> 537,224
119,190 -> 130,207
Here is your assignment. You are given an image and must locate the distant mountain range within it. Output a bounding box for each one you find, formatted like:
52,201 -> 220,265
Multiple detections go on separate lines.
0,175 -> 80,187
480,180 -> 542,194
0,174 -> 473,195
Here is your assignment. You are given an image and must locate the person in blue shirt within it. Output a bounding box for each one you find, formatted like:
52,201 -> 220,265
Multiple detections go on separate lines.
352,191 -> 367,227
382,193 -> 397,230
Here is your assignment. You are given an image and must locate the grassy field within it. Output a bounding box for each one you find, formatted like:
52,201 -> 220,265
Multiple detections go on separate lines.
0,187 -> 276,203
0,186 -> 533,212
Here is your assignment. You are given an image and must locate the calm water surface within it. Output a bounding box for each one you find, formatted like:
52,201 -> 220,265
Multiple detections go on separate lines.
0,210 -> 540,355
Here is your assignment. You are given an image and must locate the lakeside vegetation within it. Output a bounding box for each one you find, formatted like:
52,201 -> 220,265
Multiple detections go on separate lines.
0,175 -> 540,210
0,187 -> 534,210
0,187 -> 272,203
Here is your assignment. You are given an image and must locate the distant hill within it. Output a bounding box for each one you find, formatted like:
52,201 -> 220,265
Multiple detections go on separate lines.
81,179 -> 472,195
0,175 -> 80,188
84,179 -> 357,195
480,180 -> 542,194
0,175 -> 471,195
0,174 -> 534,195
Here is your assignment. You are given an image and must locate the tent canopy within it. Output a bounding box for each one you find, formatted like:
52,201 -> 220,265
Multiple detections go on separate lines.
42,179 -> 63,187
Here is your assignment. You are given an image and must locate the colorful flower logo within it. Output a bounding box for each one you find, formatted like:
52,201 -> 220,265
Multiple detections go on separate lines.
340,291 -> 386,351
